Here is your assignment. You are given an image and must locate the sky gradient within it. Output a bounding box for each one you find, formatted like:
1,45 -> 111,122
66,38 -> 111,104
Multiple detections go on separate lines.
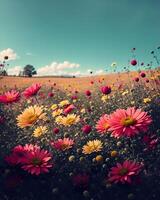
0,0 -> 160,76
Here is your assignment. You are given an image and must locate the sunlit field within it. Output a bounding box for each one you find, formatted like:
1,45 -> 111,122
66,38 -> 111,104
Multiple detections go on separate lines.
0,65 -> 160,200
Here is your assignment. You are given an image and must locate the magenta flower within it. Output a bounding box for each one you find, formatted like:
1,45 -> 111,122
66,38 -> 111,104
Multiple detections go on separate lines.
108,107 -> 152,138
100,86 -> 111,95
23,83 -> 41,98
108,160 -> 142,184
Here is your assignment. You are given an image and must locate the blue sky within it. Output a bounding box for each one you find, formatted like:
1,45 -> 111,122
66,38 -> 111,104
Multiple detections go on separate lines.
0,0 -> 160,76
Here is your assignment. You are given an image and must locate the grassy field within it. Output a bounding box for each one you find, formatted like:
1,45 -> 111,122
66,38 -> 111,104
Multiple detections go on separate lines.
0,70 -> 158,92
0,69 -> 160,200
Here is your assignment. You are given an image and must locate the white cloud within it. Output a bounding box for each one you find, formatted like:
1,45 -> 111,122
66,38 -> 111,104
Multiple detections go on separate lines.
95,69 -> 104,75
0,48 -> 18,61
37,61 -> 80,76
7,66 -> 22,76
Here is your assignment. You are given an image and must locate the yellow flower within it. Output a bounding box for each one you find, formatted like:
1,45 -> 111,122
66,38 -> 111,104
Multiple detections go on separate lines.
17,106 -> 46,128
56,114 -> 80,126
55,116 -> 63,124
80,108 -> 86,113
143,98 -> 151,104
33,126 -> 47,137
82,140 -> 103,154
122,90 -> 129,96
59,100 -> 70,107
101,95 -> 108,103
110,150 -> 118,157
150,76 -> 156,80
95,155 -> 103,162
73,99 -> 77,103
51,104 -> 58,110
52,109 -> 63,117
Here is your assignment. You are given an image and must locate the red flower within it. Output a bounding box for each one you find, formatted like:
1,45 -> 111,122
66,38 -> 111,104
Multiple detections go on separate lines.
5,154 -> 19,166
23,83 -> 41,98
50,138 -> 74,151
0,90 -> 20,104
96,114 -> 110,134
143,135 -> 158,150
101,86 -> 111,95
64,104 -> 75,114
108,160 -> 142,184
82,125 -> 92,134
108,107 -> 152,138
48,92 -> 54,97
85,90 -> 91,96
131,59 -> 137,66
134,77 -> 139,82
5,144 -> 40,166
53,127 -> 59,134
71,95 -> 78,100
0,116 -> 5,124
21,148 -> 52,175
140,72 -> 146,78
90,81 -> 94,85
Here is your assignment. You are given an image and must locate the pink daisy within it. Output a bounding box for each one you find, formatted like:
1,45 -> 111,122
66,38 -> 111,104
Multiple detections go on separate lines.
5,154 -> 19,166
64,104 -> 75,114
0,90 -> 20,104
96,114 -> 110,134
23,83 -> 41,98
5,144 -> 41,166
108,160 -> 142,184
50,138 -> 74,151
21,148 -> 52,175
108,107 -> 152,138
12,145 -> 28,164
23,144 -> 40,151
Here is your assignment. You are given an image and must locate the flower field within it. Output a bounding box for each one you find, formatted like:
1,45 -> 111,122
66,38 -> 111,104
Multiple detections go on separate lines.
0,68 -> 160,200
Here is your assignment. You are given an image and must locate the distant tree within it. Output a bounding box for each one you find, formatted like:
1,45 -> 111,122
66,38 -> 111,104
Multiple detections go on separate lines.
0,70 -> 8,76
23,65 -> 37,77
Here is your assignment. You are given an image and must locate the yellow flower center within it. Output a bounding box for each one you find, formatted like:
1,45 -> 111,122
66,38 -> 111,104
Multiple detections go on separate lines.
6,96 -> 13,101
119,168 -> 128,176
121,117 -> 136,127
66,118 -> 75,124
103,123 -> 110,129
28,115 -> 37,123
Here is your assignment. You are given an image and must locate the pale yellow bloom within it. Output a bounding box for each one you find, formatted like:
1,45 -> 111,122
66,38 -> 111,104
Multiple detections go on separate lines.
59,100 -> 70,107
56,114 -> 80,126
82,140 -> 103,154
51,104 -> 58,110
122,90 -> 129,96
101,95 -> 108,103
52,109 -> 63,117
80,108 -> 86,113
150,76 -> 156,80
17,106 -> 46,128
33,126 -> 47,138
143,98 -> 151,104
55,116 -> 63,124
